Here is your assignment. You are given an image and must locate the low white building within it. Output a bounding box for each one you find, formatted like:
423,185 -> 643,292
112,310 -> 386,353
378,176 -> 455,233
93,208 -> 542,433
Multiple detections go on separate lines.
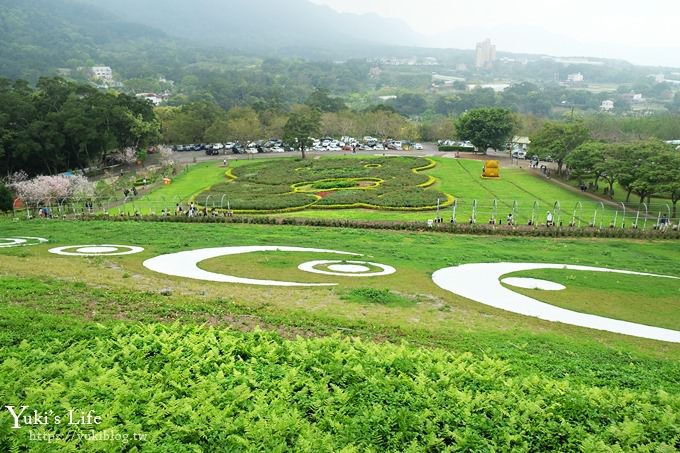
511,136 -> 531,150
600,100 -> 614,111
567,72 -> 584,83
91,66 -> 113,81
135,93 -> 163,106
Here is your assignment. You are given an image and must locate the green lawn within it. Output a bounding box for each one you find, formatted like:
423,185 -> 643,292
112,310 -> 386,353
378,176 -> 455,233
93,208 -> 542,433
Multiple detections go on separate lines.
1,219 -> 679,450
103,157 -> 644,228
117,160 -> 244,213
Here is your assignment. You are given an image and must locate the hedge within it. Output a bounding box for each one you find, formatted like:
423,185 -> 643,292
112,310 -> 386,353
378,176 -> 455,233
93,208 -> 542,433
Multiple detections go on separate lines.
70,214 -> 680,239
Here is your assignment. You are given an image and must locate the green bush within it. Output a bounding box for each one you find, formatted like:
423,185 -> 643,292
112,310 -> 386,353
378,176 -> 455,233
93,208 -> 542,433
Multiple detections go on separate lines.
0,183 -> 13,212
438,145 -> 476,152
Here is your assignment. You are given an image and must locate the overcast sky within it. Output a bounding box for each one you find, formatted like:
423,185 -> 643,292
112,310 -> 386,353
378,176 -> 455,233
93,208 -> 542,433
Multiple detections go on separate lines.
309,0 -> 680,67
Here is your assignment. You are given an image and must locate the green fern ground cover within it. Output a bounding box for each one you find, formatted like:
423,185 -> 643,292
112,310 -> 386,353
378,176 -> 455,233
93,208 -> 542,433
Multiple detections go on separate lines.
1,220 -> 679,450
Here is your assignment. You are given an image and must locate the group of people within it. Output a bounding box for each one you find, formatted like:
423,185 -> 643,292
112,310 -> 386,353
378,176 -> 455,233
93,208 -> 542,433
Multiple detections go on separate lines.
174,202 -> 233,218
123,187 -> 138,199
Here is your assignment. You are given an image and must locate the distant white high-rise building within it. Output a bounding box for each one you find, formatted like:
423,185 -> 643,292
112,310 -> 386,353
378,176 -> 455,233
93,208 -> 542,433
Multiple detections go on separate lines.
475,39 -> 496,69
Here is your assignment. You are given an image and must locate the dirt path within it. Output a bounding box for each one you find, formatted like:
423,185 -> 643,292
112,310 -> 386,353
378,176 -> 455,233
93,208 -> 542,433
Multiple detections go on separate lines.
524,168 -> 621,208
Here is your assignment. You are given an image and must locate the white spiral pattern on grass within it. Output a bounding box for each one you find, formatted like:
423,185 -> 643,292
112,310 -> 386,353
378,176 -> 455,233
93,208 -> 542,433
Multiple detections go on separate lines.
49,245 -> 144,256
0,237 -> 48,248
432,263 -> 680,343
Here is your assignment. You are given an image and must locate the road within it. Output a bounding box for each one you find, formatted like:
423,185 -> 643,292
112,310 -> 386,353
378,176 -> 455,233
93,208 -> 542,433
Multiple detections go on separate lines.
164,143 -> 527,167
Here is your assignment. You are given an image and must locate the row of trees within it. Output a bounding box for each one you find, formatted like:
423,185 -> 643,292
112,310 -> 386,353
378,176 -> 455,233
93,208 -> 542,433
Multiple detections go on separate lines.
0,77 -> 160,177
157,89 -> 417,145
564,140 -> 679,214
527,119 -> 679,215
436,108 -> 679,216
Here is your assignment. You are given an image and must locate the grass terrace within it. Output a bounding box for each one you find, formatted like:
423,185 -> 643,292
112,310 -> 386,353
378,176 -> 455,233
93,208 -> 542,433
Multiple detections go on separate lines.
1,219 -> 679,450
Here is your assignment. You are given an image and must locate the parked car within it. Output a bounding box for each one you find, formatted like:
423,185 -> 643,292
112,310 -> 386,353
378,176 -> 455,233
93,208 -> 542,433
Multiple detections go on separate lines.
414,143 -> 424,150
512,150 -> 527,159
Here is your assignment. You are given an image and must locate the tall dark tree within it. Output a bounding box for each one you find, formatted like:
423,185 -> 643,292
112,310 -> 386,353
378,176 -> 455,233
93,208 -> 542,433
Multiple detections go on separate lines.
565,141 -> 605,185
305,88 -> 346,113
661,152 -> 680,218
283,105 -> 320,159
0,183 -> 13,211
530,121 -> 590,175
613,140 -> 672,202
455,108 -> 517,154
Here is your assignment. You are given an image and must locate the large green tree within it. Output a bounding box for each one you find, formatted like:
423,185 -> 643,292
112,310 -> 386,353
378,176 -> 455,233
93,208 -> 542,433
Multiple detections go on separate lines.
530,121 -> 590,175
0,183 -> 13,211
660,152 -> 680,218
613,140 -> 673,202
565,141 -> 606,185
283,105 -> 320,159
455,108 -> 517,154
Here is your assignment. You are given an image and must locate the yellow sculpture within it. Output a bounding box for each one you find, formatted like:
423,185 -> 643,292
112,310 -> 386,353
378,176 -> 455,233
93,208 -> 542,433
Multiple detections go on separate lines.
482,160 -> 500,178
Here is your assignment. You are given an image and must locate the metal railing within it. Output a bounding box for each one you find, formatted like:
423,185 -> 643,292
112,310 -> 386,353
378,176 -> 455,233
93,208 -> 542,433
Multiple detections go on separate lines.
10,196 -> 678,231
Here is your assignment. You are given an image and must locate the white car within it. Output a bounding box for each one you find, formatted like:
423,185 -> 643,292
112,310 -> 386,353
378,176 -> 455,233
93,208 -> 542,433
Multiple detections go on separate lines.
511,150 -> 527,159
271,146 -> 285,153
414,143 -> 423,150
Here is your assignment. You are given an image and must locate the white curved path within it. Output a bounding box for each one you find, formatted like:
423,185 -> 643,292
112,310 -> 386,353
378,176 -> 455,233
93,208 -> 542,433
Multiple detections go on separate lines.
143,246 -> 361,286
432,263 -> 680,343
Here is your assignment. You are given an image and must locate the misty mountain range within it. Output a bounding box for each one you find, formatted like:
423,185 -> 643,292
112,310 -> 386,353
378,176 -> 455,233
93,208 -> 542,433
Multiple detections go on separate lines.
1,0 -> 676,81
75,0 -> 423,53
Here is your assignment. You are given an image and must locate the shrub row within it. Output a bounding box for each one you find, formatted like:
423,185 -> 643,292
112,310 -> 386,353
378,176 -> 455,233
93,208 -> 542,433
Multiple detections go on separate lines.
438,145 -> 476,152
73,214 -> 680,239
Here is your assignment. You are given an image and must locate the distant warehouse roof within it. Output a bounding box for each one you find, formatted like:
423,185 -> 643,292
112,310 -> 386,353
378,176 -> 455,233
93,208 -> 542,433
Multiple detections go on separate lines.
512,136 -> 531,145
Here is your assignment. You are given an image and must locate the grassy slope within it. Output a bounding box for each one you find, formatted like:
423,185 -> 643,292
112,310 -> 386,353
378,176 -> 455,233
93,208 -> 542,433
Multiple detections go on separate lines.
1,219 -> 679,449
1,220 -> 678,386
117,161 -> 240,212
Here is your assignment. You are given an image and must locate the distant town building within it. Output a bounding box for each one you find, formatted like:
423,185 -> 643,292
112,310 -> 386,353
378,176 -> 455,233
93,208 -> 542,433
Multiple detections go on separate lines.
467,83 -> 509,92
475,39 -> 496,69
456,63 -> 468,71
655,74 -> 665,83
600,100 -> 615,111
368,67 -> 382,79
378,95 -> 397,101
91,66 -> 113,81
567,72 -> 584,83
549,57 -> 604,66
511,136 -> 531,150
632,93 -> 644,102
135,93 -> 164,106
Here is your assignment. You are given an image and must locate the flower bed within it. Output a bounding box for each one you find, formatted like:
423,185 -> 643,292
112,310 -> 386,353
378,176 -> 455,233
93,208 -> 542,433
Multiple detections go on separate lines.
196,157 -> 450,212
